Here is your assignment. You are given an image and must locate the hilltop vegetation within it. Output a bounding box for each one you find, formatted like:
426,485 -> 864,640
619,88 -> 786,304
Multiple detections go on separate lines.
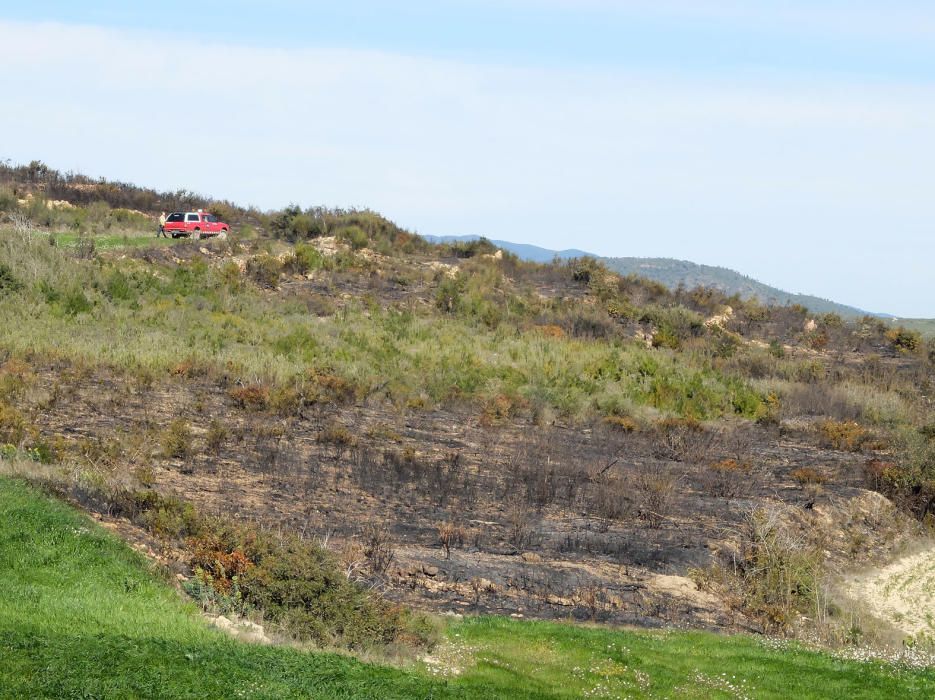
423,235 -> 880,318
2,161 -> 935,692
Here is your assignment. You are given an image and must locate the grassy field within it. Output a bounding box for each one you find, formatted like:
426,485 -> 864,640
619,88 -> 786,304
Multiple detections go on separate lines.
1,476 -> 933,699
52,231 -> 181,249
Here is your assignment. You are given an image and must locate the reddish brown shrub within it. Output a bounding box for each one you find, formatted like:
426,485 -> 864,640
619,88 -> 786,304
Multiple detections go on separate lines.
190,535 -> 254,593
603,415 -> 639,432
536,324 -> 566,339
817,420 -> 867,452
229,383 -> 270,410
790,467 -> 828,486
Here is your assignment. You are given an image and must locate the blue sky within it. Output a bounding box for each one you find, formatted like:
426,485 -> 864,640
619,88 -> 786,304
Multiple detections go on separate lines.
2,1 -> 934,315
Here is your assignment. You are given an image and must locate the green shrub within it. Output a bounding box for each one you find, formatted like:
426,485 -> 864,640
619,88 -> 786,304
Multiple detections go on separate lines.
287,243 -> 330,274
129,490 -> 202,539
161,419 -> 193,459
188,524 -> 436,650
206,419 -> 227,454
695,507 -> 823,632
447,238 -> 497,259
0,402 -> 34,445
289,213 -> 323,240
61,288 -> 93,316
217,260 -> 243,289
338,225 -> 368,250
0,187 -> 17,212
105,270 -> 134,302
435,275 -> 466,314
0,263 -> 22,294
247,255 -> 282,288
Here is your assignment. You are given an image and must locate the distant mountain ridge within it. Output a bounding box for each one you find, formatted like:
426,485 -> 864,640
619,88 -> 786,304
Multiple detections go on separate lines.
422,234 -> 883,319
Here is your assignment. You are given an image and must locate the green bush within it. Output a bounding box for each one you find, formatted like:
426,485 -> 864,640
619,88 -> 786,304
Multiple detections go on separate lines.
0,187 -> 17,213
189,524 -> 436,650
0,263 -> 22,294
62,288 -> 93,316
338,225 -> 369,250
129,490 -> 203,539
104,270 -> 135,302
290,213 -> 323,240
695,507 -> 823,632
247,255 -> 282,288
288,243 -> 330,274
161,419 -> 193,459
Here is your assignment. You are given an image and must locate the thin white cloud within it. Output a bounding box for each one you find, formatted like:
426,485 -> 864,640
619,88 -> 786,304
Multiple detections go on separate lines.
502,0 -> 935,40
1,19 -> 934,315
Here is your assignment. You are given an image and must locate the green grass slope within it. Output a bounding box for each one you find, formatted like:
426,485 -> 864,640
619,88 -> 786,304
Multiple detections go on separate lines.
1,477 -> 933,699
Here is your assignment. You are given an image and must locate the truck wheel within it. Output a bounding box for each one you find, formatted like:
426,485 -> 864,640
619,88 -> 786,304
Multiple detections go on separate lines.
218,229 -> 228,240
192,229 -> 201,241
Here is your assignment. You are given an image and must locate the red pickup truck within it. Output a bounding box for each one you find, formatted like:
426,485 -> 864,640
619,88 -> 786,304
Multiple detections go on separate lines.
163,210 -> 230,240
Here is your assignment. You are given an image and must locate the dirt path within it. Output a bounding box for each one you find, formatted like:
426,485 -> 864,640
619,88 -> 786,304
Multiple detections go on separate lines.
844,543 -> 935,639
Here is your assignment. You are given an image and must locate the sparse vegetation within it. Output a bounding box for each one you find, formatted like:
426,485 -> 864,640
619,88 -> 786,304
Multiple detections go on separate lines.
3,478 -> 932,699
4,161 -> 935,693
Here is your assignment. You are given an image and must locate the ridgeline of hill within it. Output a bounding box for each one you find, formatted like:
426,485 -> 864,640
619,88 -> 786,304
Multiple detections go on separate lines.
422,235 -> 880,319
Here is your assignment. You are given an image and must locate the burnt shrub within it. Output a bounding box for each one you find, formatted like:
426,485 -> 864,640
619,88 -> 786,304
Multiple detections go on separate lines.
590,477 -> 632,521
438,521 -> 466,560
650,417 -> 712,462
603,415 -> 639,433
480,392 -> 527,425
506,499 -> 540,551
631,467 -> 679,528
318,421 -> 356,446
306,367 -> 360,405
361,523 -> 395,576
703,458 -> 752,498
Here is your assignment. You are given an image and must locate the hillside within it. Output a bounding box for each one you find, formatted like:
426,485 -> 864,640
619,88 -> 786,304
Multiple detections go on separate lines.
3,476 -> 932,699
2,163 -> 935,693
422,235 -> 878,318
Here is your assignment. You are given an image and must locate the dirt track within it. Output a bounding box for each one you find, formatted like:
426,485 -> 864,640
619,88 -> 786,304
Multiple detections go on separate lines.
844,543 -> 935,640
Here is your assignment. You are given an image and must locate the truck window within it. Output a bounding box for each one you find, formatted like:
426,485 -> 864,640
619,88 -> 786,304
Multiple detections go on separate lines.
206,215 -> 218,223
167,213 -> 184,222
185,214 -> 200,222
